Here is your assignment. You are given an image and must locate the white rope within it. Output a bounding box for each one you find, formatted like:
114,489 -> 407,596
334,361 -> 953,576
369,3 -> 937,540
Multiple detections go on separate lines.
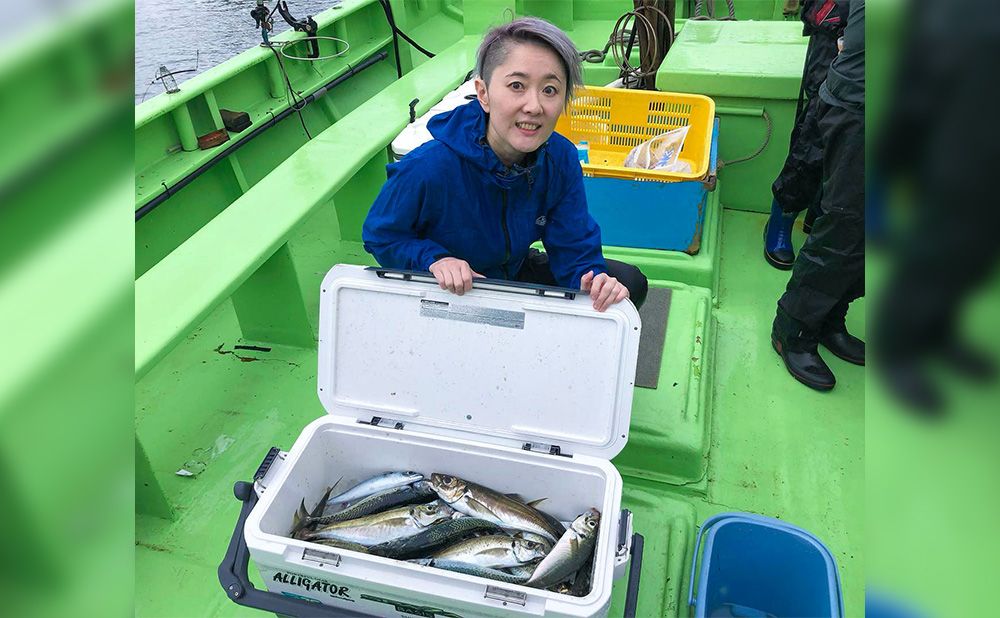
276,36 -> 350,62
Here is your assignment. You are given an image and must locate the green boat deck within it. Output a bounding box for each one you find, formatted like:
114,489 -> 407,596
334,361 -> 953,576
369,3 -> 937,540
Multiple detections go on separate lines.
133,3 -> 861,616
136,207 -> 863,616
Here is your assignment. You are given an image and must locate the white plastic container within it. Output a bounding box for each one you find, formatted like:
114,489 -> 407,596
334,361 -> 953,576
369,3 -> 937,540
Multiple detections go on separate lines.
243,264 -> 641,617
391,80 -> 479,160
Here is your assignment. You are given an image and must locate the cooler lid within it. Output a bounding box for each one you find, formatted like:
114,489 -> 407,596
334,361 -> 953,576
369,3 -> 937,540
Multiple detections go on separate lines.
317,265 -> 641,459
657,21 -> 807,99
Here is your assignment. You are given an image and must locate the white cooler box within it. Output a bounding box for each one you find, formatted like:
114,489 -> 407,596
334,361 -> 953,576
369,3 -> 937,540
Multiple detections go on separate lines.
220,265 -> 645,618
391,79 -> 479,161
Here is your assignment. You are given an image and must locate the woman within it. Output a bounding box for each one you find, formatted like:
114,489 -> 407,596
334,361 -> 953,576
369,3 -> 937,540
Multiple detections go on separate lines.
362,17 -> 648,312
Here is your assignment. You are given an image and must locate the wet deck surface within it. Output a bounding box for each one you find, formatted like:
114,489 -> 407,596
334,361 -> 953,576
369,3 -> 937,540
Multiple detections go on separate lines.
136,209 -> 863,617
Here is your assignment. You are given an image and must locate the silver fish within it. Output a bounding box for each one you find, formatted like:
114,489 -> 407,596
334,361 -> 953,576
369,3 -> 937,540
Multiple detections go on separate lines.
319,483 -> 436,523
411,559 -> 532,585
324,471 -> 423,508
526,508 -> 601,589
310,538 -> 370,554
304,503 -> 452,546
431,534 -> 548,569
569,549 -> 595,597
367,517 -> 506,559
429,473 -> 563,543
505,564 -> 538,579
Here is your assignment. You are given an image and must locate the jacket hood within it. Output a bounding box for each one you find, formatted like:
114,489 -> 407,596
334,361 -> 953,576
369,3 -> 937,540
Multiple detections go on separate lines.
427,100 -> 546,189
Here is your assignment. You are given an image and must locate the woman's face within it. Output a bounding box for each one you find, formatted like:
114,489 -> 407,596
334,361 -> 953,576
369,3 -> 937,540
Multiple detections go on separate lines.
475,42 -> 567,167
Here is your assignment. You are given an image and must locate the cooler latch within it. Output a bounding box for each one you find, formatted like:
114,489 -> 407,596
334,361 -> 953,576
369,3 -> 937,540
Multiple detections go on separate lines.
360,416 -> 405,430
301,547 -> 342,569
522,442 -> 569,457
614,509 -> 634,579
484,586 -> 527,607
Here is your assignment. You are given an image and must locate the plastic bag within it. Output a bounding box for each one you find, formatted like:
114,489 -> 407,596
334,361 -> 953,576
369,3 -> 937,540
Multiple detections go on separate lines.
622,126 -> 690,171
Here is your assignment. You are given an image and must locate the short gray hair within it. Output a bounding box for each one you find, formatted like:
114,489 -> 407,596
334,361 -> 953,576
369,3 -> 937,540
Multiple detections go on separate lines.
475,17 -> 583,107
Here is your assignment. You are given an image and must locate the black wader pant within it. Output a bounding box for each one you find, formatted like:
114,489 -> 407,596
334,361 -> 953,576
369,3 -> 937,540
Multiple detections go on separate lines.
771,30 -> 841,215
517,248 -> 649,310
873,27 -> 1000,361
776,100 -> 864,335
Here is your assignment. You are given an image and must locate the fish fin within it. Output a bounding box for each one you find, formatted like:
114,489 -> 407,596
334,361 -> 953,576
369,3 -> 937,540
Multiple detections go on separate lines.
526,498 -> 547,508
311,485 -> 335,518
290,499 -> 310,535
467,496 -> 500,520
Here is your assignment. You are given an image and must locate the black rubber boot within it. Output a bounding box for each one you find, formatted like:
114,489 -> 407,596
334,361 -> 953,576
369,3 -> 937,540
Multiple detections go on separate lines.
771,310 -> 836,391
878,358 -> 944,417
764,199 -> 797,270
819,304 -> 865,365
939,338 -> 998,382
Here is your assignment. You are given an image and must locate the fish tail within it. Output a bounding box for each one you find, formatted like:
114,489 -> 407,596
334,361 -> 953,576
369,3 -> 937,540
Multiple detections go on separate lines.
311,485 -> 335,518
290,499 -> 311,536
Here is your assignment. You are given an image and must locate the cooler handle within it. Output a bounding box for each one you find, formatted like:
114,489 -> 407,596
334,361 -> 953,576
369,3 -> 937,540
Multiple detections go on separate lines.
367,266 -> 580,300
218,480 -> 370,617
623,532 -> 645,618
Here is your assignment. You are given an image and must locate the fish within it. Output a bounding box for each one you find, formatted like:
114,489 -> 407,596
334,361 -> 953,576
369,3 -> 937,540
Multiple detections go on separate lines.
303,482 -> 437,529
310,538 -> 371,554
303,503 -> 452,546
367,517 -> 506,559
429,473 -> 563,543
431,534 -> 549,569
526,508 -> 601,589
410,559 -> 532,585
505,564 -> 538,579
290,485 -> 337,537
569,546 -> 596,597
324,471 -> 424,508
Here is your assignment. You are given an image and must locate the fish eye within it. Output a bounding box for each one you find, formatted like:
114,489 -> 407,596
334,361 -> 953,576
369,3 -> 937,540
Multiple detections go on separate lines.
588,520 -> 596,527
442,475 -> 453,483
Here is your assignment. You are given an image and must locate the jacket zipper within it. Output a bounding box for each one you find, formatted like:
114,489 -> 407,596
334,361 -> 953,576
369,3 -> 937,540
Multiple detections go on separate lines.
500,189 -> 511,279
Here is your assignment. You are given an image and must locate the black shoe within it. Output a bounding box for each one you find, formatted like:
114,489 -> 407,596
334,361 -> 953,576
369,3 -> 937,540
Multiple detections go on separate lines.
772,334 -> 836,391
820,329 -> 865,365
939,339 -> 997,382
880,359 -> 945,417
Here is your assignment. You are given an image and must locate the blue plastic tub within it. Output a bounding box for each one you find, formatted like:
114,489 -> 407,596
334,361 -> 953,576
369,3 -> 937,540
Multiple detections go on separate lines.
582,118 -> 719,253
688,513 -> 844,618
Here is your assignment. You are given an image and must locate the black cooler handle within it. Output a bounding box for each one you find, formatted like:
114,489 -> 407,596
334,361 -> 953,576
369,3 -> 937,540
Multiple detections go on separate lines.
624,532 -> 645,618
367,266 -> 581,300
218,480 -> 370,617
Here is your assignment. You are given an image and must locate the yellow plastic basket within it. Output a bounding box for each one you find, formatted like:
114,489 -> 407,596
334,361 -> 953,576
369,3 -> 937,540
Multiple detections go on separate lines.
555,86 -> 715,182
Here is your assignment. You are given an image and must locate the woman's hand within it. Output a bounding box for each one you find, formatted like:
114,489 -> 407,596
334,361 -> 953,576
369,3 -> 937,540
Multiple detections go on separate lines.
429,257 -> 484,295
580,271 -> 629,312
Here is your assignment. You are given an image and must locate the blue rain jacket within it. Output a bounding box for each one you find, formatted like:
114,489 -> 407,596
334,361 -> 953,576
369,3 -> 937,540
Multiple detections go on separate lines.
362,100 -> 606,288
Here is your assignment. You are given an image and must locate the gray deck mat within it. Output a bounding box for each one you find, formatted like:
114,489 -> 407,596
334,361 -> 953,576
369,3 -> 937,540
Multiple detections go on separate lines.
635,287 -> 672,389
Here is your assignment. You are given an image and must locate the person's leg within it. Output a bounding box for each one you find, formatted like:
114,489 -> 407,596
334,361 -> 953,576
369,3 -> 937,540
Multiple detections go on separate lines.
515,248 -> 559,286
819,275 -> 865,365
605,259 -> 649,310
772,101 -> 865,390
766,32 -> 839,269
516,249 -> 648,309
